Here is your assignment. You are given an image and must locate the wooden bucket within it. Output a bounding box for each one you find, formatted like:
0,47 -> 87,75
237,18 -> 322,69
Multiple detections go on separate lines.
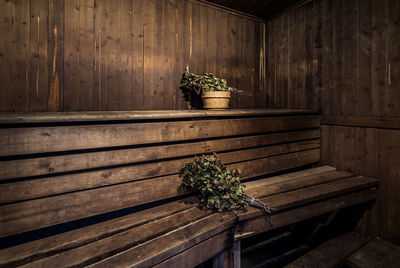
201,91 -> 231,110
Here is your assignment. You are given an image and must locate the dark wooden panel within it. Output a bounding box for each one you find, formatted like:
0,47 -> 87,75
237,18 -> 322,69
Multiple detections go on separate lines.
0,116 -> 319,156
63,0 -> 80,111
205,0 -> 300,19
0,0 -> 266,111
286,233 -> 369,268
28,0 -> 49,111
11,0 -> 30,112
320,125 -> 400,244
47,0 -> 64,111
0,0 -> 12,111
321,115 -> 400,129
265,1 -> 315,110
267,0 -> 399,245
347,239 -> 400,268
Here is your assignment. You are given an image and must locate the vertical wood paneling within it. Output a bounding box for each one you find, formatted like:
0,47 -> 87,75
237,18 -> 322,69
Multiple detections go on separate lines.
29,0 -> 48,111
131,0 -> 144,109
165,0 -> 177,109
11,0 -> 30,112
142,0 -> 156,110
48,0 -> 64,111
63,0 -> 80,111
0,0 -> 265,111
386,0 -> 400,115
357,0 -> 372,115
154,0 -> 165,109
79,0 -> 94,110
387,130 -> 400,242
0,0 -> 12,111
265,1 -> 314,110
119,0 -> 133,110
93,0 -> 107,110
107,0 -> 121,110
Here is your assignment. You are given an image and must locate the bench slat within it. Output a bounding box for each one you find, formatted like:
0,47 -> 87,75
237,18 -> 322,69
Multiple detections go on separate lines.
0,196 -> 199,267
0,141 -> 319,204
21,207 -> 214,268
23,174 -> 376,268
235,189 -> 377,240
0,149 -> 319,237
153,230 -> 231,268
0,129 -> 319,181
0,116 -> 319,156
0,166 -> 334,267
237,175 -> 379,221
247,170 -> 354,198
87,213 -> 237,268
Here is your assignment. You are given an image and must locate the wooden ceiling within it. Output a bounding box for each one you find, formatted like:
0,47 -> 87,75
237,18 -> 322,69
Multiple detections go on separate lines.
205,0 -> 302,18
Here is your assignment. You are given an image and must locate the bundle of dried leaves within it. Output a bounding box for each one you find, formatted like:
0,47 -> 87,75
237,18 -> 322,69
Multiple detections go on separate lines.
180,66 -> 238,95
181,153 -> 271,214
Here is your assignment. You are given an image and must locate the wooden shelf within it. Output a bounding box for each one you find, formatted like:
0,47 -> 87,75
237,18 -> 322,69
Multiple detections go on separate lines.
0,109 -> 319,124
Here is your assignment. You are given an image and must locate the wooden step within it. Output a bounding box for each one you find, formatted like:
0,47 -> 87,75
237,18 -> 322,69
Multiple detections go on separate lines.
284,233 -> 370,268
347,238 -> 400,268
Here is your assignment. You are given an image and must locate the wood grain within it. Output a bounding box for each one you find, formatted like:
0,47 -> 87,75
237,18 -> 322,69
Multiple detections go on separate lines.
0,116 -> 319,156
0,0 -> 266,111
285,233 -> 370,268
347,238 -> 400,268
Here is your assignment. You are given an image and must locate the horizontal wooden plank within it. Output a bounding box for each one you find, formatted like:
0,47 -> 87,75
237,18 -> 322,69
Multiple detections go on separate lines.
265,176 -> 378,212
231,148 -> 320,179
153,230 -> 231,268
0,141 -> 319,204
0,166 -> 335,266
0,129 -> 319,180
0,116 -> 319,156
0,109 -> 319,124
237,175 -> 379,222
0,175 -> 187,238
321,115 -> 400,129
0,196 -> 199,267
247,169 -> 354,198
244,165 -> 336,189
89,213 -> 236,268
235,189 -> 377,240
0,149 -> 320,237
347,239 -> 400,268
20,207 -> 213,268
205,129 -> 320,153
285,233 -> 370,268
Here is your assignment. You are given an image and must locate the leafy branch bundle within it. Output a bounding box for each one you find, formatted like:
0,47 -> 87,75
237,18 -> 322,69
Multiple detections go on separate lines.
181,153 -> 271,214
180,66 -> 238,95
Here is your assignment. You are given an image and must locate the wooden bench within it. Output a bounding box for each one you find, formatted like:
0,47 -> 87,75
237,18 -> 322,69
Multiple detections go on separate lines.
0,110 -> 378,267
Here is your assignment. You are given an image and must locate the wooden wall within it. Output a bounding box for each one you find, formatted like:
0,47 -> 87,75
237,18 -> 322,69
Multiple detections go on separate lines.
0,0 -> 265,112
264,1 -> 316,110
266,0 -> 400,244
